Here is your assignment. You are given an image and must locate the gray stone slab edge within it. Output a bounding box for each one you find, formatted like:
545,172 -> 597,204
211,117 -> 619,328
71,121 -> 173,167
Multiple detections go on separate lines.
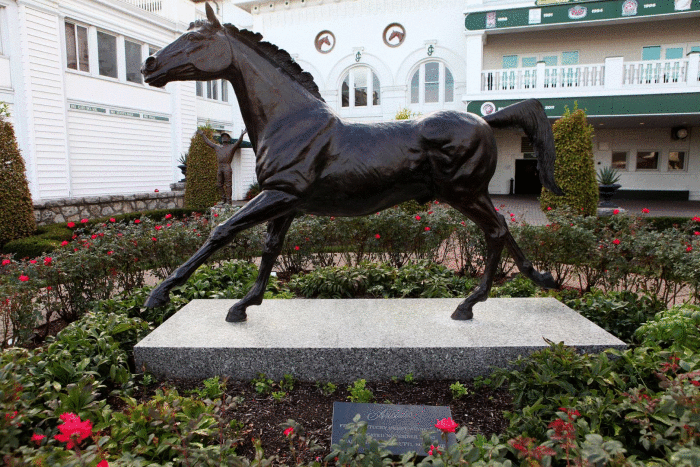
134,344 -> 620,383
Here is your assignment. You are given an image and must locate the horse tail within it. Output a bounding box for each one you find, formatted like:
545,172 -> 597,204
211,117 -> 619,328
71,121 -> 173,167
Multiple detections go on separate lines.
482,99 -> 563,196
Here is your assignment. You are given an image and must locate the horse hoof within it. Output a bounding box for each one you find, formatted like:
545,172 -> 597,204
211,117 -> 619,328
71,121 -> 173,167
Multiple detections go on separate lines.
144,289 -> 170,308
226,307 -> 247,323
451,307 -> 473,321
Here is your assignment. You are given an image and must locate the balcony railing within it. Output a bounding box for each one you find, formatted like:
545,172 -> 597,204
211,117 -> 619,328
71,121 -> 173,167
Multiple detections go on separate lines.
116,0 -> 172,19
624,59 -> 688,86
483,64 -> 604,92
480,55 -> 700,93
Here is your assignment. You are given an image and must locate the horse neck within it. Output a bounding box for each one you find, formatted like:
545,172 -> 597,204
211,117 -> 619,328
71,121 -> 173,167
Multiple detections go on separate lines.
224,40 -> 325,148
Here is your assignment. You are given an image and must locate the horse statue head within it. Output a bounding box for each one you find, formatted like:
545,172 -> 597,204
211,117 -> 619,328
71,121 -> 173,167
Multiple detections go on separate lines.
142,3 -> 232,87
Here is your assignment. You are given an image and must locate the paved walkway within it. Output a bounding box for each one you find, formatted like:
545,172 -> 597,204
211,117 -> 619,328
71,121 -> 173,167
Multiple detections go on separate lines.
490,195 -> 700,226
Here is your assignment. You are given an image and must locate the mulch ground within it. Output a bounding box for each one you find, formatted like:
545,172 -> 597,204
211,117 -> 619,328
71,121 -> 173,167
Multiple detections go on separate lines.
135,377 -> 513,464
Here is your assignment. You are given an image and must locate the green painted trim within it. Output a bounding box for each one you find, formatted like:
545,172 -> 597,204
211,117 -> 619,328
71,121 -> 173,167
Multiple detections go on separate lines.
465,0 -> 700,31
142,114 -> 170,122
110,109 -> 140,118
467,93 -> 700,118
69,104 -> 106,114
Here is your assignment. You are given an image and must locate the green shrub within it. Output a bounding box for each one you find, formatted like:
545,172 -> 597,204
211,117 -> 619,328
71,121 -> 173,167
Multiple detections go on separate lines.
540,105 -> 598,216
0,108 -> 36,246
288,260 -> 476,299
564,289 -> 666,343
184,126 -> 219,210
347,379 -> 374,403
450,381 -> 469,399
635,304 -> 700,350
245,181 -> 261,200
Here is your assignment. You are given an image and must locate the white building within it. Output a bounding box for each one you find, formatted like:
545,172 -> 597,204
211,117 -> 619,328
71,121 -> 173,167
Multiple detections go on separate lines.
6,0 -> 700,207
1,0 -> 256,206
231,0 -> 700,200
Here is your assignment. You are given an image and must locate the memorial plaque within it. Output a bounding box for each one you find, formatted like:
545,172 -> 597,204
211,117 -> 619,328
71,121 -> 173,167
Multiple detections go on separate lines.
331,402 -> 456,456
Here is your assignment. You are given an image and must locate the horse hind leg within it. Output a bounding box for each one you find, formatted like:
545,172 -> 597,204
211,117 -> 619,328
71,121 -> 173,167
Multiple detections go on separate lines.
504,226 -> 557,289
449,194 -> 507,320
226,214 -> 294,322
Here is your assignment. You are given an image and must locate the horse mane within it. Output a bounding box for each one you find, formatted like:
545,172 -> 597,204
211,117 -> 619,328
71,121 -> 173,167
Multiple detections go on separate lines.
191,20 -> 325,102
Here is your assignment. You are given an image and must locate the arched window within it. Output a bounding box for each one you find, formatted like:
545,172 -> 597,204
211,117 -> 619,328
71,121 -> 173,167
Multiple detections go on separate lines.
410,61 -> 454,104
341,66 -> 381,108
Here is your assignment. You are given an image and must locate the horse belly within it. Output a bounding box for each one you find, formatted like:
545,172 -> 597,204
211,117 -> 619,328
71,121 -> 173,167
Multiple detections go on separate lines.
303,155 -> 432,216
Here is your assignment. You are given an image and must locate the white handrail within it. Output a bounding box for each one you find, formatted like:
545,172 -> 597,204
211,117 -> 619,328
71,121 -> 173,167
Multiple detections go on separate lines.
623,59 -> 689,86
481,64 -> 605,92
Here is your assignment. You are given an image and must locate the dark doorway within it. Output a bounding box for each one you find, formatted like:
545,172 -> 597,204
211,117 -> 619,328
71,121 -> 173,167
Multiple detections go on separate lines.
514,159 -> 542,195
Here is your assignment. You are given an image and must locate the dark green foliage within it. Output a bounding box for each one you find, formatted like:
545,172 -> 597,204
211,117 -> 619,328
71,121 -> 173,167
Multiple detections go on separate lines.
635,304 -> 700,349
0,112 -> 36,245
1,209 -> 197,258
184,126 -> 219,210
245,181 -> 261,200
540,106 -> 599,215
288,260 -> 477,299
564,289 -> 666,343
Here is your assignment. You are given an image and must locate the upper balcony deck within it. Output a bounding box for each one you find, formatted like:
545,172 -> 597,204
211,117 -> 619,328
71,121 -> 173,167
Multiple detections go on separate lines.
478,55 -> 700,99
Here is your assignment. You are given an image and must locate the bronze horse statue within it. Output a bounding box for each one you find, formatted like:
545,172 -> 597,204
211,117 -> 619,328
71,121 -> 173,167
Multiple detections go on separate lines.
141,3 -> 562,322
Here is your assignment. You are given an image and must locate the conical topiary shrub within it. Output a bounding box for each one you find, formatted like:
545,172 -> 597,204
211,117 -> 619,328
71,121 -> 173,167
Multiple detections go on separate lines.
0,105 -> 36,245
540,105 -> 598,216
184,126 -> 219,210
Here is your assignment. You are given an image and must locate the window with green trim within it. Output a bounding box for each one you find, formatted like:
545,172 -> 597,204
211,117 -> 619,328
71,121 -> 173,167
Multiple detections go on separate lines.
502,55 -> 518,68
642,46 -> 661,61
521,57 -> 537,68
562,51 -> 579,65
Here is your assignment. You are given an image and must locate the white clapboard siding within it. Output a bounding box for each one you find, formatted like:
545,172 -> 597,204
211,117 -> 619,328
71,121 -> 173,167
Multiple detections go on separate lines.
235,147 -> 257,200
67,111 -> 173,196
23,6 -> 70,199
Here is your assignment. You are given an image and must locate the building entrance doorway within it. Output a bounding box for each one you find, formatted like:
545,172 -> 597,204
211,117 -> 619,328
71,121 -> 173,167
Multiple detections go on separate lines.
514,159 -> 542,195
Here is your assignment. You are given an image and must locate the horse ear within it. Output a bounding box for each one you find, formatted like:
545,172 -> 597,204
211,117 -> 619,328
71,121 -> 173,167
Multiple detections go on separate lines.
205,3 -> 222,29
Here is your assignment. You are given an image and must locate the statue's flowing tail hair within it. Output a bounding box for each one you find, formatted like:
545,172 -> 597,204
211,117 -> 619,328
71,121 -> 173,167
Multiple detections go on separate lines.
483,99 -> 563,196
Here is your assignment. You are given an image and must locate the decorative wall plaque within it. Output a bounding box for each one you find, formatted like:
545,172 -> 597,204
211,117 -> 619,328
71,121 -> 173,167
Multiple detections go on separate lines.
314,30 -> 335,53
382,23 -> 406,48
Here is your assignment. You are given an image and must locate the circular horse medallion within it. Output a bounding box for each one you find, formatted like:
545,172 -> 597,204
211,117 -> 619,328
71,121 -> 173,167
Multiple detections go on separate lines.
382,23 -> 406,48
480,102 -> 496,116
314,30 -> 335,54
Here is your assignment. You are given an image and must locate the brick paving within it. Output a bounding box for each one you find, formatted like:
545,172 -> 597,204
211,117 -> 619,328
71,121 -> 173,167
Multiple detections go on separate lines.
490,195 -> 700,226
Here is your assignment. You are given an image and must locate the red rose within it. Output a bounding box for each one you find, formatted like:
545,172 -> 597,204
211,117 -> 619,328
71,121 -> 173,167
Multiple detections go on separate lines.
435,417 -> 458,433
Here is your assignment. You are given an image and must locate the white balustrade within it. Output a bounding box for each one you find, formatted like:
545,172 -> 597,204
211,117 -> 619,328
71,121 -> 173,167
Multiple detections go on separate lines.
623,59 -> 689,86
116,0 -> 174,19
481,63 -> 605,92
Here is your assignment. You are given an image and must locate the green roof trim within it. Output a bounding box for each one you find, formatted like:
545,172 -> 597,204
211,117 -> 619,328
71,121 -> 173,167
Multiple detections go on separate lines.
465,0 -> 700,31
467,93 -> 700,118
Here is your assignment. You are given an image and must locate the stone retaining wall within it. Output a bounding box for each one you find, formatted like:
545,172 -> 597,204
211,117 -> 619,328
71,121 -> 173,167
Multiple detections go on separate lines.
34,191 -> 185,226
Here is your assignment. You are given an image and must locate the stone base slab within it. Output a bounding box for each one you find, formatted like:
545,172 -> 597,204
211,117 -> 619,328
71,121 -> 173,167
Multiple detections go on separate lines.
134,298 -> 626,382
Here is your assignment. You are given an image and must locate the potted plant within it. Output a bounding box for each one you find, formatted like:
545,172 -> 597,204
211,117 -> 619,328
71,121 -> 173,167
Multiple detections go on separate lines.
597,166 -> 621,208
177,152 -> 188,181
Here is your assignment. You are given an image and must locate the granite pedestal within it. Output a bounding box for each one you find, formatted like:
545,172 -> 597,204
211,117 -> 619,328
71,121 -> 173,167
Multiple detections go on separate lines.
134,298 -> 625,382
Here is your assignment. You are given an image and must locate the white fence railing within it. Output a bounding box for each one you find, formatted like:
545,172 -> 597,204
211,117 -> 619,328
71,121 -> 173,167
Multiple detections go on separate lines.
479,55 -> 700,94
623,59 -> 688,86
482,64 -> 604,92
117,0 -> 167,17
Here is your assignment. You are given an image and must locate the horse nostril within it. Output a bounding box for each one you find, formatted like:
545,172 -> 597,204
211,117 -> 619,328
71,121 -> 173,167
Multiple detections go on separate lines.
143,56 -> 157,72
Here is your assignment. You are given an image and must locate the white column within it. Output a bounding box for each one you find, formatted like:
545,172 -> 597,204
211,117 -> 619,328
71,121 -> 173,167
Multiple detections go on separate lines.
604,56 -> 624,90
464,31 -> 485,96
535,61 -> 546,90
687,51 -> 700,87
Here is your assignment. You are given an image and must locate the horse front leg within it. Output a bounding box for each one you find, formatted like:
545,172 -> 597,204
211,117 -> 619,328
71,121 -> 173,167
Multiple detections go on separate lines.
226,214 -> 295,322
449,195 -> 507,320
144,190 -> 299,309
